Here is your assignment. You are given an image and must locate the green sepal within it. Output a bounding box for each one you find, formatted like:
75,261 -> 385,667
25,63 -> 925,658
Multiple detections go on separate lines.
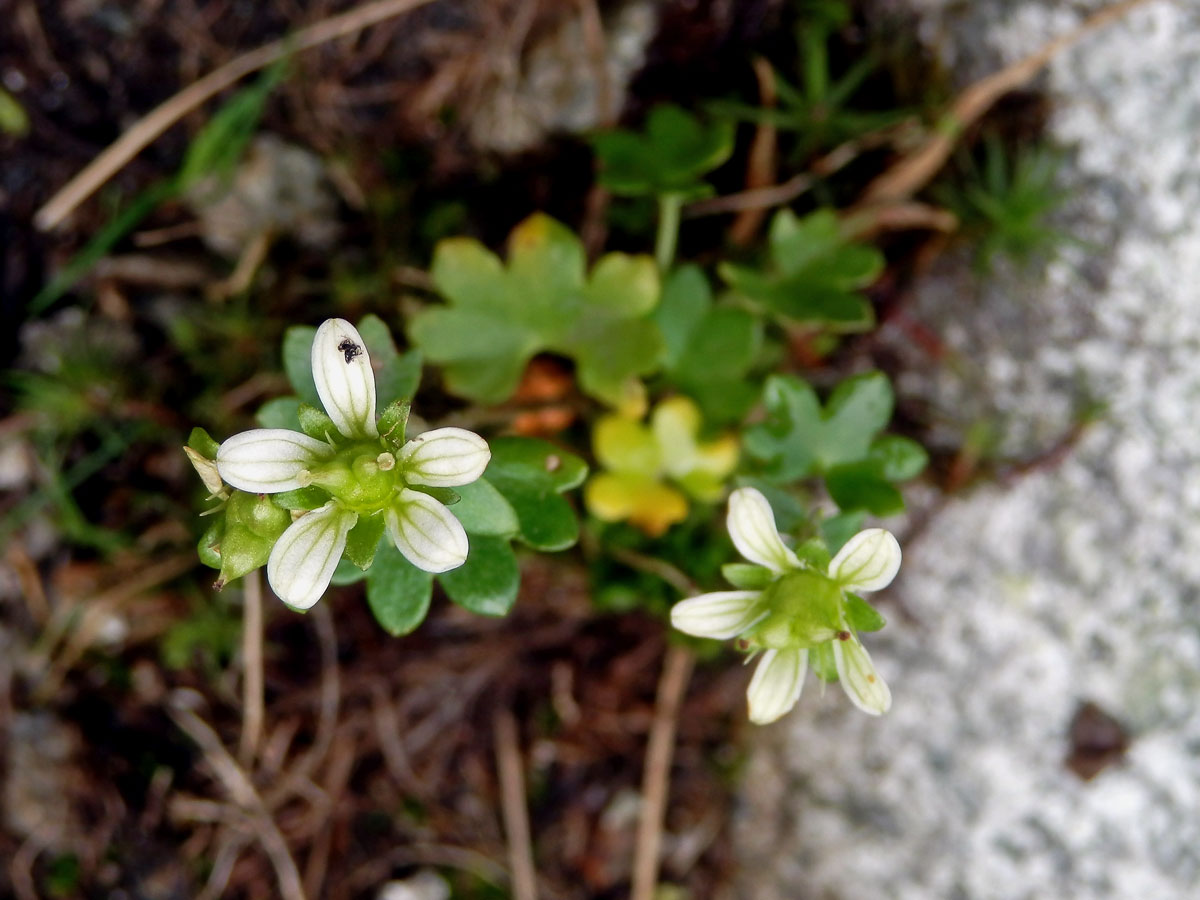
485,437 -> 588,551
226,491 -> 291,540
365,543 -> 434,636
198,518 -> 224,570
793,537 -> 831,571
378,400 -> 411,448
255,396 -> 302,430
188,427 -> 221,460
297,403 -> 338,441
408,485 -> 460,506
844,593 -> 886,632
757,570 -> 843,648
437,536 -> 520,617
272,487 -> 330,510
449,477 -> 519,537
722,562 -> 775,590
343,513 -> 386,570
809,641 -> 839,682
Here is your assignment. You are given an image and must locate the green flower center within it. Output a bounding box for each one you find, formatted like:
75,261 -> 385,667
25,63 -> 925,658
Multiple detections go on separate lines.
749,570 -> 844,650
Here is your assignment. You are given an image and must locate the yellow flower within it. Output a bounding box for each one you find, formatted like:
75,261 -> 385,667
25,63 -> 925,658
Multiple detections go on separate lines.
584,396 -> 738,537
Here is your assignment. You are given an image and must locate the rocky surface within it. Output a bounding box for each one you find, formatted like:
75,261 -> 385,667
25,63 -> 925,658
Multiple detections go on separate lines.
734,2 -> 1200,898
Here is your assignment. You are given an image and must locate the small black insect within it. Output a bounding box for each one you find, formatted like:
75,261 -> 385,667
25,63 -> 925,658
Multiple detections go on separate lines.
337,339 -> 362,364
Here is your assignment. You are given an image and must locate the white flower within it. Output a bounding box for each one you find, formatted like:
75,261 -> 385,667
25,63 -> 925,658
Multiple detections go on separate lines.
215,318 -> 490,608
670,486 -> 899,722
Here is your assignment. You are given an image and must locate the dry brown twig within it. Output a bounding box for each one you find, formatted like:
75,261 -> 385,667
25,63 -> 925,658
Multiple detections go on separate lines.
631,644 -> 696,900
169,692 -> 308,900
238,568 -> 265,768
34,0 -> 440,231
855,0 -> 1159,209
494,707 -> 539,900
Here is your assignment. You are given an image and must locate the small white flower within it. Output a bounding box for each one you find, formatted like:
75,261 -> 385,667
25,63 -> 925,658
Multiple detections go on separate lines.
832,632 -> 891,715
747,647 -> 809,725
267,502 -> 358,610
727,487 -> 801,574
213,318 -> 490,608
385,488 -> 470,573
669,486 -> 900,723
398,427 -> 491,487
217,428 -> 333,493
670,590 -> 766,640
829,528 -> 901,592
312,317 -> 378,439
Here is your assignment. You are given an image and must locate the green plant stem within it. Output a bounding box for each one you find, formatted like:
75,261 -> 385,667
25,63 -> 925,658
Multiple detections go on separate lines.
655,192 -> 684,273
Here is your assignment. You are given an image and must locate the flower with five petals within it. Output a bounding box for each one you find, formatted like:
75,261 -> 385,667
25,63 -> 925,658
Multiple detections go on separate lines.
215,318 -> 490,609
671,486 -> 899,723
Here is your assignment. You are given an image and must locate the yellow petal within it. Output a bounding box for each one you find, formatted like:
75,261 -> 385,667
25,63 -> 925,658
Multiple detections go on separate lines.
585,473 -> 688,537
593,415 -> 660,476
626,482 -> 689,537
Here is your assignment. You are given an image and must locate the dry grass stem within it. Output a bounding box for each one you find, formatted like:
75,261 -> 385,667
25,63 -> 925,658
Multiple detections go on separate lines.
494,707 -> 539,900
631,644 -> 695,900
34,0 -> 439,231
238,568 -> 265,767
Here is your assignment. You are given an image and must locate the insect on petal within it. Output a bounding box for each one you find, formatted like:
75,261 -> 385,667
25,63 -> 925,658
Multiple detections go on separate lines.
312,318 -> 378,439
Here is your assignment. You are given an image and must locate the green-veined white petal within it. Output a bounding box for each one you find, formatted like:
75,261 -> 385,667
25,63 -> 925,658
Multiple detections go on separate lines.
670,590 -> 766,640
399,427 -> 491,487
727,487 -> 801,574
216,428 -> 332,493
832,635 -> 891,715
266,502 -> 358,609
828,528 -> 901,592
386,488 -> 469,573
312,318 -> 378,439
747,647 -> 809,724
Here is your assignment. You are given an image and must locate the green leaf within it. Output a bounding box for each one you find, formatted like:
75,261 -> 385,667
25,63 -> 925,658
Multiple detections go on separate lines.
722,562 -> 774,590
746,372 -> 896,480
449,478 -> 519,537
591,104 -> 734,197
365,543 -> 434,635
844,593 -> 886,632
437,536 -> 520,617
297,403 -> 337,440
411,214 -> 662,407
197,519 -> 224,570
654,265 -> 762,423
825,462 -> 905,516
343,513 -> 386,569
256,397 -> 302,431
282,326 -> 320,406
187,427 -> 221,460
719,208 -> 883,332
819,509 -> 866,555
485,437 -> 587,551
733,477 -> 810,534
868,434 -> 929,482
357,314 -> 422,409
330,557 -> 368,586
